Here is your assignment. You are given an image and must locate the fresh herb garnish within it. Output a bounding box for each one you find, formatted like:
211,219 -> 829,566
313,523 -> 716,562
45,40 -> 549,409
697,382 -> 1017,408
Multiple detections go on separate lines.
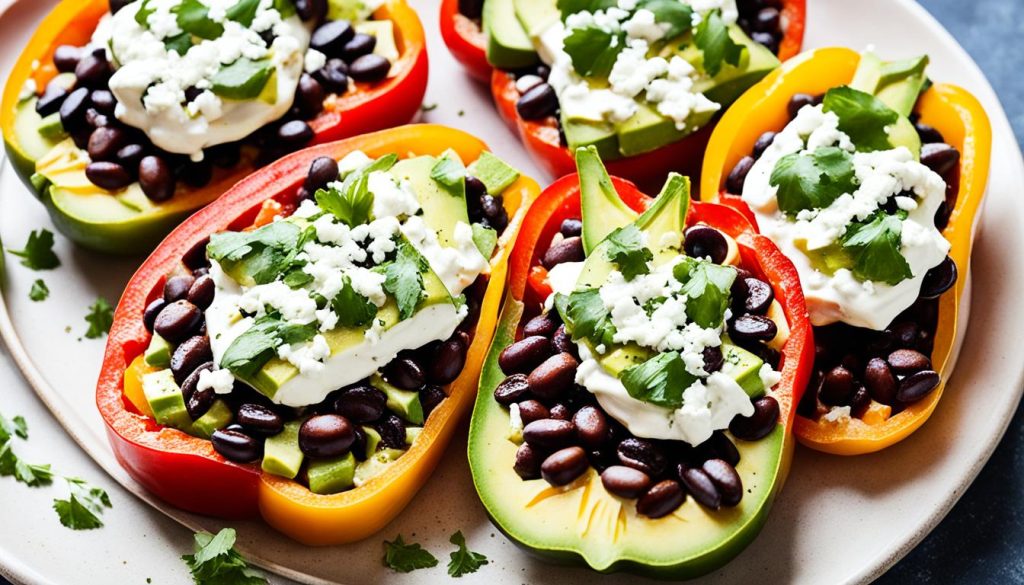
225,0 -> 261,27
558,289 -> 616,348
420,103 -> 438,112
7,228 -> 60,270
316,153 -> 399,227
636,0 -> 693,38
562,25 -> 624,78
53,477 -> 111,530
822,86 -> 900,152
839,211 -> 913,285
84,297 -> 114,339
220,314 -> 318,379
210,58 -> 273,100
447,531 -> 489,578
182,528 -> 267,585
332,276 -> 377,328
0,414 -> 28,441
694,8 -> 744,77
383,241 -> 427,320
471,224 -> 498,258
383,535 -> 439,573
430,151 -> 466,198
0,415 -> 52,487
605,224 -> 652,280
207,221 -> 303,286
769,146 -> 859,215
135,0 -> 156,28
163,32 -> 193,56
174,0 -> 224,40
556,0 -> 617,19
620,351 -> 695,409
282,269 -> 314,289
675,259 -> 736,328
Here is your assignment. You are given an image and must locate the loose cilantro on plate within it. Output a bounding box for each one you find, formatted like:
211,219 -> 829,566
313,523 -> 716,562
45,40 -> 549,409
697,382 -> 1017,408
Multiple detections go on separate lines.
636,0 -> 694,38
694,9 -> 744,77
29,279 -> 49,302
558,289 -> 617,348
840,211 -> 913,285
447,531 -> 489,577
53,477 -> 112,530
383,534 -> 439,573
769,146 -> 859,215
384,242 -> 427,320
182,528 -> 267,585
430,151 -> 467,199
620,351 -> 695,409
563,25 -> 625,78
675,258 -> 736,328
84,297 -> 114,339
605,224 -> 653,281
332,276 -> 378,328
7,228 -> 60,270
822,86 -> 900,152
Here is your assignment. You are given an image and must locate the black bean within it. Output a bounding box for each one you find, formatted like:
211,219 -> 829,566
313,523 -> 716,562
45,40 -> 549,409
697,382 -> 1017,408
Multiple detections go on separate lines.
914,121 -> 944,144
920,256 -> 957,299
548,404 -> 570,420
53,45 -> 81,73
494,374 -> 531,405
787,93 -> 817,119
164,275 -> 195,303
186,275 -> 215,310
527,353 -> 578,402
465,176 -> 487,199
304,156 -> 339,193
744,278 -> 774,314
754,7 -> 780,31
84,108 -> 109,129
517,400 -> 550,425
313,58 -> 350,93
481,195 -> 509,231
35,83 -> 68,117
499,336 -> 552,374
514,443 -> 543,480
207,142 -> 241,168
572,405 -> 608,449
185,383 -> 215,420
154,300 -> 202,342
752,30 -> 779,54
516,83 -> 558,120
116,144 -> 145,170
523,312 -> 560,338
897,370 -> 940,403
420,384 -> 446,419
109,0 -> 134,13
375,414 -> 407,449
295,0 -> 327,21
752,131 -> 776,158
311,20 -> 355,56
617,438 -> 667,477
237,403 -> 284,436
887,349 -> 931,374
679,466 -> 721,509
541,446 -> 588,486
350,426 -> 368,461
143,298 -> 166,332
333,385 -> 387,423
277,120 -> 314,146
211,428 -> 262,463
458,0 -> 484,19
59,87 -> 91,128
698,460 -> 741,508
819,365 -> 855,406
182,237 -> 211,271
729,395 -> 779,441
299,414 -> 355,457
384,357 -> 426,390
342,33 -> 376,62
90,89 -> 116,113
348,54 -> 390,83
523,418 -> 575,450
600,465 -> 651,499
684,225 -> 728,264
170,335 -> 212,384
428,336 -> 468,384
725,156 -> 754,194
850,386 -> 871,418
551,325 -> 577,358
138,156 -> 176,202
888,321 -> 919,349
295,73 -> 325,119
863,357 -> 897,405
74,51 -> 111,87
542,236 -> 584,268
702,345 -> 724,374
729,314 -> 777,343
86,161 -> 133,190
920,143 -> 960,178
560,218 -> 583,238
637,479 -> 685,518
706,431 -> 741,467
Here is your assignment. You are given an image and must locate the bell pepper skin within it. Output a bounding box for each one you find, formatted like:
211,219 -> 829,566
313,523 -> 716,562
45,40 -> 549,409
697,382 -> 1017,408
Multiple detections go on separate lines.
472,172 -> 812,577
95,125 -> 540,543
699,47 -> 993,455
1,0 -> 428,254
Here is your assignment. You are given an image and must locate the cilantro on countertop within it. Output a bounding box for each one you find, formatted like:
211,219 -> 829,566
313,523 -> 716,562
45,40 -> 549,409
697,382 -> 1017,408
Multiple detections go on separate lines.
558,289 -> 617,348
620,351 -> 695,409
447,531 -> 489,578
53,477 -> 111,530
822,86 -> 901,152
7,228 -> 60,270
605,224 -> 653,281
29,279 -> 49,302
0,415 -> 52,487
694,8 -> 744,77
675,258 -> 736,328
769,146 -> 859,215
840,211 -> 913,285
383,535 -> 439,573
0,413 -> 28,441
84,297 -> 114,339
182,528 -> 267,585
383,242 -> 427,320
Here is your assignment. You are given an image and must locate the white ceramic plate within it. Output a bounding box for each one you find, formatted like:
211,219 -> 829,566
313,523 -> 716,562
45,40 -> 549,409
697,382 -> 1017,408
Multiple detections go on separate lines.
0,0 -> 1021,583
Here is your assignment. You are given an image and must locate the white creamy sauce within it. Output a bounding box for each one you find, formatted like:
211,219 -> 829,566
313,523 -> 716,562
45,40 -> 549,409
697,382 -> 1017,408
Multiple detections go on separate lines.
741,104 -> 950,330
93,0 -> 311,157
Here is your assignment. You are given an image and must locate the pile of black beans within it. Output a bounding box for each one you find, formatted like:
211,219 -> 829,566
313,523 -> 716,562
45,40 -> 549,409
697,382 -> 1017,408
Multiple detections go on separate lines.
37,0 -> 394,199
494,217 -> 782,518
723,92 -> 962,422
736,0 -> 788,55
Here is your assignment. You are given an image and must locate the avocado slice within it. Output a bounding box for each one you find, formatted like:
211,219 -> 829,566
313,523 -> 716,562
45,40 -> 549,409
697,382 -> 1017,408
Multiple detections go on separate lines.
847,52 -> 927,159
389,155 -> 470,249
308,452 -> 357,495
562,116 -> 620,163
353,447 -> 406,486
483,0 -> 539,70
188,399 -> 234,439
690,26 -> 780,107
355,20 -> 399,65
576,146 -> 641,255
141,369 -> 192,430
370,374 -> 425,425
262,420 -> 305,479
362,425 -> 383,457
466,151 -> 521,195
404,426 -> 423,446
144,334 -> 172,368
721,342 -> 766,398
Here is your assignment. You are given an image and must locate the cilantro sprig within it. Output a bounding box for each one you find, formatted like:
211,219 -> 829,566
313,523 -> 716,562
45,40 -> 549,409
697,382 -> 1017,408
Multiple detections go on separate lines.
84,297 -> 114,339
220,313 -> 318,379
207,221 -> 306,286
674,258 -> 736,329
694,9 -> 745,77
383,535 -> 439,573
557,288 -> 616,348
383,241 -> 428,320
605,224 -> 652,281
316,154 -> 398,227
332,276 -> 378,328
53,477 -> 111,530
769,146 -> 859,215
447,531 -> 489,577
7,228 -> 60,270
562,25 -> 625,78
822,86 -> 901,152
182,528 -> 267,585
430,151 -> 466,199
620,351 -> 696,409
839,211 -> 913,285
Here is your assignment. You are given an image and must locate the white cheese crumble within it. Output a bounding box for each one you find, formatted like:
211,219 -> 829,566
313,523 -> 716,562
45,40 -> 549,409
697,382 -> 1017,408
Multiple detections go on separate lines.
197,368 -> 235,394
741,104 -> 951,330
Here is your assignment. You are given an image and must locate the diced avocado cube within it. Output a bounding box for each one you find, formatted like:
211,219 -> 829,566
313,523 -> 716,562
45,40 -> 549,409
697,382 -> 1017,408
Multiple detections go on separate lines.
404,426 -> 423,447
355,20 -> 398,64
144,334 -> 172,368
362,425 -> 382,458
262,420 -> 305,479
188,400 -> 233,439
327,0 -> 374,22
37,113 -> 65,140
141,369 -> 192,430
467,151 -> 521,195
308,452 -> 357,495
371,374 -> 424,425
720,342 -> 766,398
353,448 -> 406,487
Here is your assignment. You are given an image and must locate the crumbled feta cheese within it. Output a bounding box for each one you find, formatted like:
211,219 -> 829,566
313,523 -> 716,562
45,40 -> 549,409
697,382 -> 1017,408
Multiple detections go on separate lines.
197,368 -> 235,394
400,217 -> 488,295
368,172 -> 420,219
823,406 -> 852,423
304,48 -> 327,73
758,363 -> 782,390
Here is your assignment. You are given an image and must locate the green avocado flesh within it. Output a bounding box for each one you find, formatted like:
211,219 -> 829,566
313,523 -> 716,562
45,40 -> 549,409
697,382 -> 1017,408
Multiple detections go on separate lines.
849,52 -> 926,159
308,452 -> 356,494
263,420 -> 305,479
468,149 -> 789,576
483,0 -> 538,70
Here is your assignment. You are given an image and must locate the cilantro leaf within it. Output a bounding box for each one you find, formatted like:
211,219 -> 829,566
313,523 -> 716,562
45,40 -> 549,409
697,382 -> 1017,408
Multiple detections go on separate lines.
53,477 -> 111,530
769,146 -> 859,215
29,279 -> 49,302
620,351 -> 695,409
317,154 -> 399,226
383,242 -> 427,320
822,86 -> 901,152
563,26 -> 625,78
226,0 -> 260,27
0,413 -> 28,442
383,535 -> 439,573
210,58 -> 273,100
282,269 -> 313,289
559,289 -> 616,348
174,0 -> 224,40
556,0 -> 618,20
207,221 -> 302,285
636,0 -> 693,38
605,225 -> 652,280
15,460 -> 53,487
182,528 -> 268,585
0,441 -> 16,475
84,297 -> 114,339
7,228 -> 60,270
164,32 -> 193,56
220,314 -> 317,379
839,211 -> 913,285
471,223 -> 498,259
135,0 -> 155,27
447,531 -> 488,578
430,151 -> 466,199
675,259 -> 736,328
694,9 -> 744,77
332,276 -> 378,328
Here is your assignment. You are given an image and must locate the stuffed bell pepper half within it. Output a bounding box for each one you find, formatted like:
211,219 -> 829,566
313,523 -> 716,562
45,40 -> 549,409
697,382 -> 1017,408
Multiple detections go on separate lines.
95,125 -> 539,545
2,0 -> 428,253
442,0 -> 805,186
469,147 -> 812,578
701,47 -> 992,454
